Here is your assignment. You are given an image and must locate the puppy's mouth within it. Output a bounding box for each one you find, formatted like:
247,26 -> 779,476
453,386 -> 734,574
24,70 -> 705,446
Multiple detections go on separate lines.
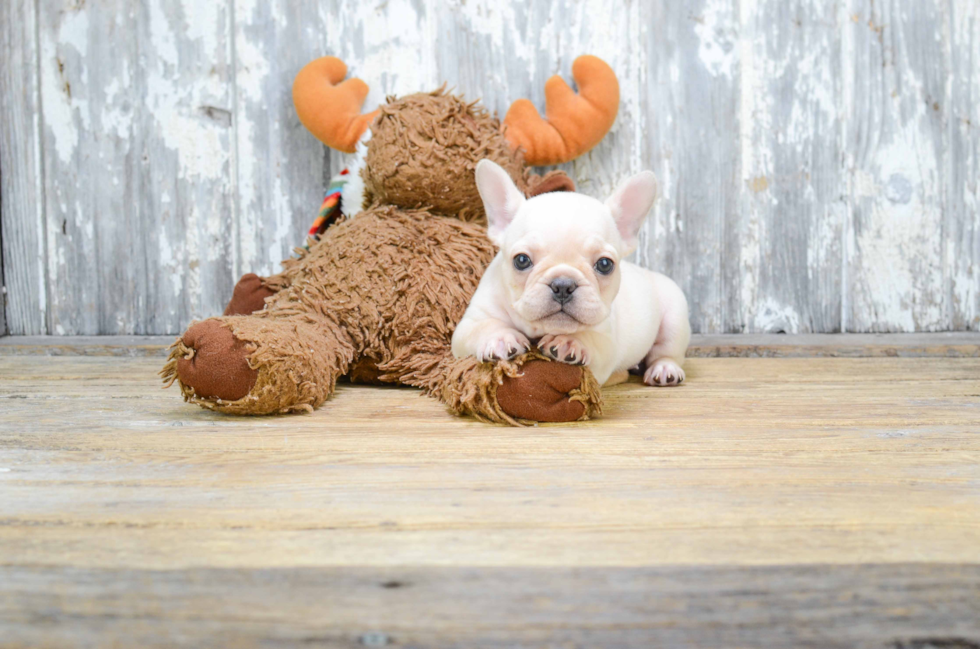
541,308 -> 584,324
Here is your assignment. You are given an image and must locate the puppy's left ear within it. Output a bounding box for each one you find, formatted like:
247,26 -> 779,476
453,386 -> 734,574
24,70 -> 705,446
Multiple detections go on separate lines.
475,159 -> 526,244
605,171 -> 657,254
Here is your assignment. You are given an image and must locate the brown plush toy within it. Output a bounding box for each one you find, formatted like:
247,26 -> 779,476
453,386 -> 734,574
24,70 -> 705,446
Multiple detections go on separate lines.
161,54 -> 620,424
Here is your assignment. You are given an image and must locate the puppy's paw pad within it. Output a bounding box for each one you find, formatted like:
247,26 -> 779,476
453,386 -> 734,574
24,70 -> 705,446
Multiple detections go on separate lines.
644,359 -> 685,387
478,331 -> 530,362
538,334 -> 590,366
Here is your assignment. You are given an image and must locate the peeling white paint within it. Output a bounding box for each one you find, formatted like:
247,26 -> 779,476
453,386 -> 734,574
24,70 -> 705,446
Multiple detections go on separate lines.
696,0 -> 738,79
7,0 -> 976,334
146,0 -> 229,181
752,297 -> 802,333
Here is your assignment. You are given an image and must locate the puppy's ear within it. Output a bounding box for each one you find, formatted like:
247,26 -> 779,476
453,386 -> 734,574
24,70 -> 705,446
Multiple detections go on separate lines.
605,171 -> 657,254
475,159 -> 525,244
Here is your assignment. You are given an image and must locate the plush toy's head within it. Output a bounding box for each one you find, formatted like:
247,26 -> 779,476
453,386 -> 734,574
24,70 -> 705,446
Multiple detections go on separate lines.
292,55 -> 619,222
362,89 -> 526,221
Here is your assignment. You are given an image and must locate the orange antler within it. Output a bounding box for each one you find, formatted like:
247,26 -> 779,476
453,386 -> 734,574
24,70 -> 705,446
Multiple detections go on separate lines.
292,57 -> 380,153
503,55 -> 620,166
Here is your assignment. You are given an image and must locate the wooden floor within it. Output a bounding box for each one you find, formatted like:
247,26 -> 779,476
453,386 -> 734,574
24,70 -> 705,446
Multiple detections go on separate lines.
1,335 -> 979,648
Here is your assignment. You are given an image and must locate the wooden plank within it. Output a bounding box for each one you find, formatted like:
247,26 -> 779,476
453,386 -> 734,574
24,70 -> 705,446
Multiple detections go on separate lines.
0,241 -> 4,336
2,333 -> 978,357
948,0 -> 980,330
232,0 -> 332,281
1,353 -> 979,645
737,0 -> 844,332
689,331 -> 980,357
0,334 -> 175,356
1,564 -> 977,648
843,0 -> 948,332
1,355 -> 979,569
36,0 -> 235,335
136,1 -> 237,334
0,0 -> 46,335
640,0 -> 740,334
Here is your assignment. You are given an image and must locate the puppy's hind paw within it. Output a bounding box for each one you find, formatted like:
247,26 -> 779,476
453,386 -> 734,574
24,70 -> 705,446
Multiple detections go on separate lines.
644,359 -> 685,387
477,330 -> 531,362
538,334 -> 590,366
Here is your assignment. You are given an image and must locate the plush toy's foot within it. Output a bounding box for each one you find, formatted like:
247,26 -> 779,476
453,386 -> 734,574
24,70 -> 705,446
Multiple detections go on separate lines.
162,315 -> 355,415
496,358 -> 596,422
224,273 -> 276,316
171,320 -> 258,401
442,351 -> 602,425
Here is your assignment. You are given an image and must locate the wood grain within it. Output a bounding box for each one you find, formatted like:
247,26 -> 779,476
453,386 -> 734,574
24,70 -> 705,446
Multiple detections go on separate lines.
640,0 -> 740,334
737,0 -> 844,333
947,0 -> 980,330
1,564 -> 978,648
36,0 -> 237,335
0,0 -> 45,335
233,0 -> 333,281
844,0 -> 948,332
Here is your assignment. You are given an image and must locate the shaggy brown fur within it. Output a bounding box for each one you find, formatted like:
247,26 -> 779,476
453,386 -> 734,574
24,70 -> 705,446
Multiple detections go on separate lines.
364,89 -> 529,222
162,90 -> 603,423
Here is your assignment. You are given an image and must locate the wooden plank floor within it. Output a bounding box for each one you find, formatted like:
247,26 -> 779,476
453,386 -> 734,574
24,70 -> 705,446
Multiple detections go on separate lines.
1,337 -> 979,648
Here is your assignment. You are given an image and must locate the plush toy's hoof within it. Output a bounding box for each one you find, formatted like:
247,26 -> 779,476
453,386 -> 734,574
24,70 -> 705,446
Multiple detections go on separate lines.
175,320 -> 257,401
496,359 -> 589,422
224,273 -> 275,316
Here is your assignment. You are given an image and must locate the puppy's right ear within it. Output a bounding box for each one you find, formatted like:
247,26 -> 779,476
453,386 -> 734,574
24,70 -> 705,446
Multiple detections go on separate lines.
605,170 -> 658,255
475,159 -> 525,244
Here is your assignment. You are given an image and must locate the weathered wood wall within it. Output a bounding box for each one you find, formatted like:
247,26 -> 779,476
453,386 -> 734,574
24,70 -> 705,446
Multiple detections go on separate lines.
1,0 -> 978,335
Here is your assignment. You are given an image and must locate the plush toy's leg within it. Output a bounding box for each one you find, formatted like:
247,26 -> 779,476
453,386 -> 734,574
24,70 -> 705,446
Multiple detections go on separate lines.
224,274 -> 277,316
223,255 -> 307,316
161,313 -> 356,415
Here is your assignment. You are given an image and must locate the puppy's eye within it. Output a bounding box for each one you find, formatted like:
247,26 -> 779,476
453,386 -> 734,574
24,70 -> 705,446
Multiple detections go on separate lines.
513,253 -> 533,271
594,257 -> 615,275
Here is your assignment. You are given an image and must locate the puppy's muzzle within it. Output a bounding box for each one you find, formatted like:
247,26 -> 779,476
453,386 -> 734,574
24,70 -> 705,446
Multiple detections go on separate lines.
550,277 -> 577,305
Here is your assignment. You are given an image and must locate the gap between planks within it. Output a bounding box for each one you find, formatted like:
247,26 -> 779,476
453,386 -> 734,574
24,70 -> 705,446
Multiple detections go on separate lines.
0,332 -> 979,358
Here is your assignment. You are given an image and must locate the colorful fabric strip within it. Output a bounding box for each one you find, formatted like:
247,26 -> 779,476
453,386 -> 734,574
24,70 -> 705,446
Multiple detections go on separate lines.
300,169 -> 350,254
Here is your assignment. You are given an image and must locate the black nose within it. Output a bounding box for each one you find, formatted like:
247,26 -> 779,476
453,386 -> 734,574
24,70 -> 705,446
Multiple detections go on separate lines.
550,278 -> 577,305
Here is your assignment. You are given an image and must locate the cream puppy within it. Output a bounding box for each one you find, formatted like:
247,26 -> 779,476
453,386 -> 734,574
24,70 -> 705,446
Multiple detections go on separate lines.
452,159 -> 691,387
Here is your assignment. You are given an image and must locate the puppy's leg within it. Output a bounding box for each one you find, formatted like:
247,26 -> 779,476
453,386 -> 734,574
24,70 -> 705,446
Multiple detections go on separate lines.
643,277 -> 691,387
453,317 -> 531,362
538,334 -> 591,366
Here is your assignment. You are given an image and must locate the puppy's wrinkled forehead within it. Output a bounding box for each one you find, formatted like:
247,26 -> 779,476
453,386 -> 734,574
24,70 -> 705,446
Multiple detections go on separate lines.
504,192 -> 619,248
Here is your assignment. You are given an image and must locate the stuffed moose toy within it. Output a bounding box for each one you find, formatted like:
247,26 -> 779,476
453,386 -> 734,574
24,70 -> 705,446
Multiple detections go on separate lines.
162,54 -> 620,424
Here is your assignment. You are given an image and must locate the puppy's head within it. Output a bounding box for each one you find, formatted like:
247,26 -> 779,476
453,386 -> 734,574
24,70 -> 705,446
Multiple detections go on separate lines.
475,159 -> 657,334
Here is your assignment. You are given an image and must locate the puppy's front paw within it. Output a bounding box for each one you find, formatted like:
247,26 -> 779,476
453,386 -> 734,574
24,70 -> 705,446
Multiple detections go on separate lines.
477,330 -> 530,362
538,334 -> 590,366
644,358 -> 685,387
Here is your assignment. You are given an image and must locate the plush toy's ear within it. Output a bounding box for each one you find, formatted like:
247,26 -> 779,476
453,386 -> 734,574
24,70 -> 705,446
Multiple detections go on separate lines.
475,160 -> 526,244
605,171 -> 657,255
526,170 -> 575,197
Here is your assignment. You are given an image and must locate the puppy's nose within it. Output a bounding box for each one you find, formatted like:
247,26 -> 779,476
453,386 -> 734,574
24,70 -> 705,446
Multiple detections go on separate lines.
550,277 -> 577,305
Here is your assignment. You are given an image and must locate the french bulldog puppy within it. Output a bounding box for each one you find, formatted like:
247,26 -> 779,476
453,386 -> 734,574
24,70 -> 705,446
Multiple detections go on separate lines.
452,159 -> 691,387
